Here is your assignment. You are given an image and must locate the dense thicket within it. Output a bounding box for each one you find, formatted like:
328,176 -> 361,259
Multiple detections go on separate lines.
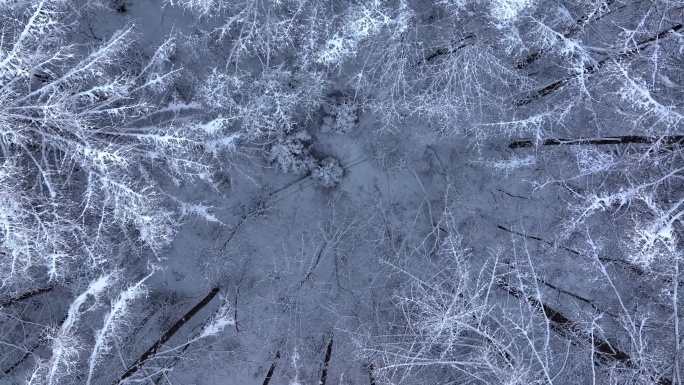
0,0 -> 682,384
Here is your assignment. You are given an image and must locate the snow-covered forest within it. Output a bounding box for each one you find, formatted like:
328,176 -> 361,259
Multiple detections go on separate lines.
0,0 -> 682,384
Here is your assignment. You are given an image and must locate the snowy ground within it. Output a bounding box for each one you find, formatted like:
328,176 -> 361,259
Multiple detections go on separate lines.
3,1 -> 658,384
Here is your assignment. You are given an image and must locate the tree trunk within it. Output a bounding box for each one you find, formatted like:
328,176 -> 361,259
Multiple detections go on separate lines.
515,0 -> 618,70
262,351 -> 280,385
116,286 -> 221,384
515,24 -> 683,106
367,363 -> 376,385
496,225 -> 645,276
0,286 -> 53,307
320,338 -> 333,385
496,279 -> 672,385
509,135 -> 684,149
415,34 -> 475,66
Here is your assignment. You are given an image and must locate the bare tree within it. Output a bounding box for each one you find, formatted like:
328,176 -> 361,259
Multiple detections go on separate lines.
0,1 -> 234,382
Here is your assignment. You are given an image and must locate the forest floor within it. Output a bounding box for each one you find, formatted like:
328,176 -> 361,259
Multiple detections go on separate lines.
78,1 -> 584,383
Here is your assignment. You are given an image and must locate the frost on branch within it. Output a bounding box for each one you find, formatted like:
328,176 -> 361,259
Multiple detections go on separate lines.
318,1 -> 413,65
86,272 -> 153,385
268,130 -> 316,175
166,0 -> 227,16
364,228 -> 538,384
613,62 -> 684,127
438,0 -> 536,23
321,97 -> 359,134
626,194 -> 683,267
199,301 -> 235,338
489,0 -> 537,23
481,154 -> 536,177
0,0 -> 211,300
31,274 -> 116,385
573,147 -> 614,175
311,157 -> 344,187
197,68 -> 326,138
528,17 -> 597,72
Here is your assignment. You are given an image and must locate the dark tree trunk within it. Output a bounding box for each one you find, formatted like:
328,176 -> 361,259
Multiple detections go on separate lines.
515,0 -> 618,70
0,286 -> 53,307
320,338 -> 333,385
117,286 -> 221,384
262,351 -> 280,385
2,315 -> 66,376
367,363 -> 376,385
515,24 -> 683,106
416,34 -> 475,66
509,135 -> 684,149
497,279 -> 672,385
496,225 -> 645,276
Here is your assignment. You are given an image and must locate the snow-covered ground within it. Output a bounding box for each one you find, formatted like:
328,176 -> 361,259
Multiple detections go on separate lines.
1,1 -> 680,384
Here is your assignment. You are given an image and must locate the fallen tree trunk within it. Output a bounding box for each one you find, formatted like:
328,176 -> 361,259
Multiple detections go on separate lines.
509,135 -> 684,149
320,338 -> 333,385
515,24 -> 683,106
416,34 -> 475,66
496,225 -> 645,276
262,351 -> 280,385
496,279 -> 672,385
2,315 -> 65,376
0,286 -> 53,307
367,363 -> 376,385
515,0 -> 617,70
117,286 -> 221,384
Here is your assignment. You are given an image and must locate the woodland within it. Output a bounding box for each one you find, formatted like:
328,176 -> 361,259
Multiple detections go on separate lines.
0,0 -> 682,384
